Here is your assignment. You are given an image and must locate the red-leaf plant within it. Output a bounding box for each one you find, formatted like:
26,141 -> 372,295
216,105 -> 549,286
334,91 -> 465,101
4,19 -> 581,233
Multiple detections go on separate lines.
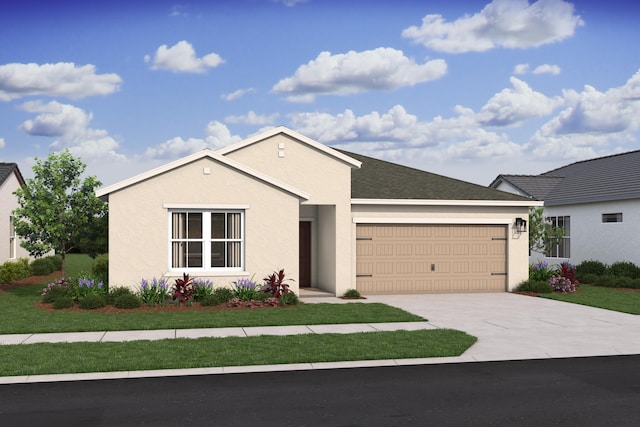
172,273 -> 194,304
559,262 -> 579,287
263,269 -> 291,298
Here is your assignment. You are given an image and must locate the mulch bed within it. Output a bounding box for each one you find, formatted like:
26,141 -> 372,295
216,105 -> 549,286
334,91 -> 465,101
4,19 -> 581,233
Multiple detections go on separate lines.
0,271 -> 63,293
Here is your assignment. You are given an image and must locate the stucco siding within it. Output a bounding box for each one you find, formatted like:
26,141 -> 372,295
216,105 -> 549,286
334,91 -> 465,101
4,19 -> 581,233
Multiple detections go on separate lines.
107,157 -> 301,291
0,173 -> 31,263
351,204 -> 531,291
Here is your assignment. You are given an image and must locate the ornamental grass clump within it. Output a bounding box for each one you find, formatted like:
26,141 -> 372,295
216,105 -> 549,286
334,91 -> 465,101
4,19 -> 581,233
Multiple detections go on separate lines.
193,279 -> 214,302
73,276 -> 107,302
232,277 -> 259,301
529,260 -> 556,282
139,277 -> 170,305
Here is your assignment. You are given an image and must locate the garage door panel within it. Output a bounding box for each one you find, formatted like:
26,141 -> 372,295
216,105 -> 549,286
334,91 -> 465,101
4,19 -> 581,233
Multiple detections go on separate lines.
356,224 -> 507,294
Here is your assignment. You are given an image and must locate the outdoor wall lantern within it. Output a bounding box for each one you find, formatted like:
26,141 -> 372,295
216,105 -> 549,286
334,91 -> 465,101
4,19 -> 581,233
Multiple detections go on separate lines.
514,217 -> 527,233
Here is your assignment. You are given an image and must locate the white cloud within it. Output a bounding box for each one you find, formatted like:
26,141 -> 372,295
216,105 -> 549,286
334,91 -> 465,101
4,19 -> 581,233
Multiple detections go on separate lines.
272,0 -> 308,6
402,0 -> 584,53
477,77 -> 563,126
272,47 -> 447,100
221,88 -> 255,101
0,137 -> 4,149
145,40 -> 225,73
532,64 -> 561,75
0,62 -> 121,101
513,64 -> 530,75
18,100 -> 124,161
224,111 -> 279,125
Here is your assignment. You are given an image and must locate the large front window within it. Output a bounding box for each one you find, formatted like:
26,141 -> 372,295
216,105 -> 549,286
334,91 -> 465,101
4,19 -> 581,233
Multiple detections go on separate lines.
9,215 -> 16,259
547,215 -> 570,258
170,210 -> 244,270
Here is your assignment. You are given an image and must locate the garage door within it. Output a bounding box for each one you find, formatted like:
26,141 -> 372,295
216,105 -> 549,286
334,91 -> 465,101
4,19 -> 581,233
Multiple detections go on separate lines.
356,224 -> 507,294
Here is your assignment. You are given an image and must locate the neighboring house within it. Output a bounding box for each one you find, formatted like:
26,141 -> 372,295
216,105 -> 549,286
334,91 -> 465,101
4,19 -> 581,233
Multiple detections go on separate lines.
0,163 -> 31,264
490,150 -> 640,267
97,127 -> 538,296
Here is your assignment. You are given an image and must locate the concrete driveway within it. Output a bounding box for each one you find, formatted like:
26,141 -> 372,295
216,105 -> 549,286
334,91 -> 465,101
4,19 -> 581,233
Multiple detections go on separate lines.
365,293 -> 640,361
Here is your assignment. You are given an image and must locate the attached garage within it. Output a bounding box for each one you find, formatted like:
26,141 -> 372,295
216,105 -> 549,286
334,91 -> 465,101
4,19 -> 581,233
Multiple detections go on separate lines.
356,224 -> 508,294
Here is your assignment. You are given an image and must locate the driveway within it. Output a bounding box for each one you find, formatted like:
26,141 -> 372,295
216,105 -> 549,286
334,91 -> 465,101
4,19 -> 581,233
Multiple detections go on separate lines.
304,292 -> 640,362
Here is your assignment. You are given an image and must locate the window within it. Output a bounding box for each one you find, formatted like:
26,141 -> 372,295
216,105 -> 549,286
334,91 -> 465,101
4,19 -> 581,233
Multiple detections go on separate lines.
9,216 -> 16,259
546,216 -> 570,258
602,213 -> 623,223
170,210 -> 244,270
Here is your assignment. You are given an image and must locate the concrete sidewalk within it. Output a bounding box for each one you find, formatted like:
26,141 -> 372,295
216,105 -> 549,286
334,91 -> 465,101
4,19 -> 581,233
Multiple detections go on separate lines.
1,292 -> 638,384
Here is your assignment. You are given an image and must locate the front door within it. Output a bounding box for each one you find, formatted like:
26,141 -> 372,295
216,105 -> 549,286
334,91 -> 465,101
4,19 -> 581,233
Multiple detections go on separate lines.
299,221 -> 311,287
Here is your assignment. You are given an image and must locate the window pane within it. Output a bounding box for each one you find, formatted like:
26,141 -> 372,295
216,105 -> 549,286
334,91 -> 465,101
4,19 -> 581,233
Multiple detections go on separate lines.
211,213 -> 225,239
211,241 -> 225,267
227,213 -> 241,239
172,242 -> 185,268
187,213 -> 202,239
227,242 -> 241,267
187,242 -> 203,267
172,213 -> 186,239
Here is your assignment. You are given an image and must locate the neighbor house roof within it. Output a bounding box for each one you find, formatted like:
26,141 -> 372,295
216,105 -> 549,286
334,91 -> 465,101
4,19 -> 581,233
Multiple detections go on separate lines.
337,150 -> 535,204
491,150 -> 640,206
0,163 -> 25,188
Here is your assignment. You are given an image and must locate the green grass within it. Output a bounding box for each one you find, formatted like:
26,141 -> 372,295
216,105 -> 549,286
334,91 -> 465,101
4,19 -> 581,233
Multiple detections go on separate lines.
63,253 -> 96,278
539,284 -> 640,315
0,329 -> 476,377
0,283 -> 424,334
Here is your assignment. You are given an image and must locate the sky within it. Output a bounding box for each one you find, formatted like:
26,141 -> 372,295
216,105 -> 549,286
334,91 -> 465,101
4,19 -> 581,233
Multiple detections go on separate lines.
1,0 -> 639,189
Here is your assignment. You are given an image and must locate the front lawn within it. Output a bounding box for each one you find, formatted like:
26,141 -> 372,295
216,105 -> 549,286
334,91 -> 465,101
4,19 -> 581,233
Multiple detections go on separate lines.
539,284 -> 640,315
0,329 -> 476,377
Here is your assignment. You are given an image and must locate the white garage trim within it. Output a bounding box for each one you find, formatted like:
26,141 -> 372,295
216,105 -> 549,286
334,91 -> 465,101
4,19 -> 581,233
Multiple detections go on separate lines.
353,217 -> 512,225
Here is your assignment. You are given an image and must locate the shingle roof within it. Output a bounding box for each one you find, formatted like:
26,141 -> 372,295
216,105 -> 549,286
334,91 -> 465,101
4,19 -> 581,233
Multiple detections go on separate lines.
493,150 -> 640,206
0,163 -> 25,188
336,150 -> 532,202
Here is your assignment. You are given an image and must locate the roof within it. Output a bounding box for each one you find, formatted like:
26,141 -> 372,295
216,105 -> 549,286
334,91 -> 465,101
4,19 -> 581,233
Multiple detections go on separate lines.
96,149 -> 310,201
489,175 -> 564,200
0,163 -> 25,188
492,150 -> 640,206
337,150 -> 534,203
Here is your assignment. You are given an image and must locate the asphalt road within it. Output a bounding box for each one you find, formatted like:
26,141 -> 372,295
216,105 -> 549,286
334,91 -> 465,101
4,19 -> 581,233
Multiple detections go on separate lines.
1,355 -> 638,426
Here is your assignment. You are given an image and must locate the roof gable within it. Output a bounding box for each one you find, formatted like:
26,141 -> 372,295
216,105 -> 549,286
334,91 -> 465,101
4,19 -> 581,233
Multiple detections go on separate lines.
490,175 -> 563,200
339,150 -> 533,203
0,163 -> 25,188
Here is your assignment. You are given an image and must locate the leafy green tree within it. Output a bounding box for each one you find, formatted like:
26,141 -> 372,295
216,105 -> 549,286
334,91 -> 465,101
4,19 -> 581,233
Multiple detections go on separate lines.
12,150 -> 107,276
528,207 -> 565,255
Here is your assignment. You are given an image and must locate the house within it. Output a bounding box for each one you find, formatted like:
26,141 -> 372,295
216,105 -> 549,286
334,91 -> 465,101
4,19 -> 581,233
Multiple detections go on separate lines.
0,163 -> 31,264
97,127 -> 539,296
490,150 -> 640,267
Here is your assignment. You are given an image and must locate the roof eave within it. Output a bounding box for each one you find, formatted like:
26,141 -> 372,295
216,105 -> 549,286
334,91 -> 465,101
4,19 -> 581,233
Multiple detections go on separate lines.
351,198 -> 543,207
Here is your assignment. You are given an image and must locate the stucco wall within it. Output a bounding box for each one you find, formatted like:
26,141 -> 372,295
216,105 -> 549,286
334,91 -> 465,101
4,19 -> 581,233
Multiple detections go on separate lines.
351,203 -> 531,292
534,199 -> 640,267
0,172 -> 31,263
107,157 -> 301,291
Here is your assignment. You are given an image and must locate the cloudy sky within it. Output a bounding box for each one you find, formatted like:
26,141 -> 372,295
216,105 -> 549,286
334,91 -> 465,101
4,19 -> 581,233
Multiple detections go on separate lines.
1,0 -> 639,188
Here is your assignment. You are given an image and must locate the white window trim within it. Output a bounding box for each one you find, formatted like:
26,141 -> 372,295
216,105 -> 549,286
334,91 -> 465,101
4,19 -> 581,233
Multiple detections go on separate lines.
167,209 -> 245,273
9,215 -> 16,260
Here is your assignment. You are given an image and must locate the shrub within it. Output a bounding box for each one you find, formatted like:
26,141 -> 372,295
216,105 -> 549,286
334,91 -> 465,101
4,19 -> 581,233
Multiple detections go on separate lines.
549,276 -> 576,294
139,277 -> 169,305
579,274 -> 599,285
114,293 -> 142,309
200,294 -> 223,307
342,289 -> 362,298
213,287 -> 235,303
253,292 -> 272,302
52,296 -> 74,309
92,254 -> 109,283
607,261 -> 640,279
529,260 -> 556,282
279,291 -> 299,306
192,279 -> 214,302
232,277 -> 259,301
172,273 -> 194,304
107,286 -> 135,305
42,278 -> 71,303
0,258 -> 31,283
262,269 -> 291,297
575,260 -> 607,280
79,294 -> 107,309
515,280 -> 553,293
559,262 -> 578,286
48,255 -> 63,271
30,257 -> 56,276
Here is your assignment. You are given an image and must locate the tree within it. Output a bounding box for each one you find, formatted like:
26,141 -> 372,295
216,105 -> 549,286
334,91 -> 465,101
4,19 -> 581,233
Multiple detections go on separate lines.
12,150 -> 107,276
528,207 -> 565,255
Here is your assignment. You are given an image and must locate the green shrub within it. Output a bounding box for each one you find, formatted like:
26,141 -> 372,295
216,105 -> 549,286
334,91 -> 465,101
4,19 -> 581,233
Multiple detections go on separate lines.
48,255 -> 63,271
42,283 -> 71,303
213,287 -> 234,303
200,294 -> 223,307
107,286 -> 135,305
607,261 -> 640,279
516,280 -> 553,293
579,273 -> 599,285
92,254 -> 109,283
193,279 -> 214,302
79,294 -> 107,310
114,293 -> 141,309
576,260 -> 608,279
342,288 -> 362,298
52,296 -> 74,309
279,291 -> 299,306
594,275 -> 615,287
0,258 -> 31,283
30,257 -> 56,276
252,292 -> 272,302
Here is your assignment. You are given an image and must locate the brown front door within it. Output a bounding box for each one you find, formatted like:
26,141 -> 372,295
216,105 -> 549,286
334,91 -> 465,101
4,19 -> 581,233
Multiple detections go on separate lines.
299,221 -> 311,287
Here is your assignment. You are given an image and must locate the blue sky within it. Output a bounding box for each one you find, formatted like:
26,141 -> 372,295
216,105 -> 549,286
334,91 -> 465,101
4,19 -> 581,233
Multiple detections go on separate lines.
1,0 -> 639,188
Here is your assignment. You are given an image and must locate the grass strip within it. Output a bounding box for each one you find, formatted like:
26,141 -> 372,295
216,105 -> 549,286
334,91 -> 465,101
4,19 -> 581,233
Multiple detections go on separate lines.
0,286 -> 424,334
539,284 -> 640,315
0,329 -> 475,377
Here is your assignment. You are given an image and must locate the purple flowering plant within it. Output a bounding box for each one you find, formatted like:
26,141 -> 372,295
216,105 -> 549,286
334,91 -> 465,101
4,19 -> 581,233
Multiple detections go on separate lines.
139,277 -> 170,305
72,276 -> 106,301
529,260 -> 557,282
192,278 -> 214,302
232,276 -> 258,301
